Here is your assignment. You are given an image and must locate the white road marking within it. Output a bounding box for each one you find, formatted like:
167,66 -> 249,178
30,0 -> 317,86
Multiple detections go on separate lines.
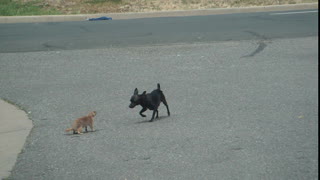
270,10 -> 318,15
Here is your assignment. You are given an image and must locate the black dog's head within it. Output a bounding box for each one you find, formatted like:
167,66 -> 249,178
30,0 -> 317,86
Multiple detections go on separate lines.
129,88 -> 146,108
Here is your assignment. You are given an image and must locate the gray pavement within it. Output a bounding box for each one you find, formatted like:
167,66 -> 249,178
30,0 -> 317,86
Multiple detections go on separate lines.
0,9 -> 318,53
0,37 -> 318,179
0,7 -> 318,180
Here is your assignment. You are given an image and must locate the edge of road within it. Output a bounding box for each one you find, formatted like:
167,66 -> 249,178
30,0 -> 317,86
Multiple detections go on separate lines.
0,3 -> 318,23
0,3 -> 317,179
0,99 -> 32,180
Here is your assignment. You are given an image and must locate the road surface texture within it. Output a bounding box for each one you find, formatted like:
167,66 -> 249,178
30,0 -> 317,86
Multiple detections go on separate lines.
0,10 -> 318,179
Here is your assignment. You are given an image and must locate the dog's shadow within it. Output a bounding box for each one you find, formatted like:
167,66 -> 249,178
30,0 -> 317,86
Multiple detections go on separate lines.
64,129 -> 102,136
135,115 -> 171,124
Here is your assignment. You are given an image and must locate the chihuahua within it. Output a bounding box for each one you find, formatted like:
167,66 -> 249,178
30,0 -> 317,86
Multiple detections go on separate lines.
65,111 -> 96,134
129,83 -> 170,122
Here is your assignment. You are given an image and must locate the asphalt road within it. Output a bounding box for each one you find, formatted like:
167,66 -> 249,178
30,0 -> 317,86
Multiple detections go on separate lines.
0,10 -> 318,179
0,9 -> 318,53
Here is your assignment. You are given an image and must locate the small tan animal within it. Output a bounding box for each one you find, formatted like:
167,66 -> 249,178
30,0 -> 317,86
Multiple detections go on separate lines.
65,111 -> 96,134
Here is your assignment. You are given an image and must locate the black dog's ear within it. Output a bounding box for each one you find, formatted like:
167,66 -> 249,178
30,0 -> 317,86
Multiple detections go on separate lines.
142,91 -> 146,95
134,88 -> 138,95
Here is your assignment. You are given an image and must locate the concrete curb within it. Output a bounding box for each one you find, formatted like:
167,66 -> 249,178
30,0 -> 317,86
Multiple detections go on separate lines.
0,99 -> 32,179
0,3 -> 318,23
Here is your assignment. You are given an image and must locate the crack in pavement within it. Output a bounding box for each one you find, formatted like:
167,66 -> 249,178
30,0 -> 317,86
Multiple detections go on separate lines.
241,31 -> 271,58
42,42 -> 65,50
242,42 -> 267,58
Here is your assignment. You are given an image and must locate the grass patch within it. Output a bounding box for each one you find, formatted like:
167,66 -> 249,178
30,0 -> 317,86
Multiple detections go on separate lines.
0,0 -> 60,16
86,0 -> 122,4
0,0 -> 317,15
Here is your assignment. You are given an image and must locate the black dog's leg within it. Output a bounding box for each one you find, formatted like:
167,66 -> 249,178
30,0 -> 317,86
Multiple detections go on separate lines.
156,110 -> 159,118
139,107 -> 147,117
85,126 -> 88,132
161,95 -> 170,116
150,110 -> 157,122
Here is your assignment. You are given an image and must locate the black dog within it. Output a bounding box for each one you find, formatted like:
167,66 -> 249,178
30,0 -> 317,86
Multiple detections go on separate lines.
129,83 -> 170,122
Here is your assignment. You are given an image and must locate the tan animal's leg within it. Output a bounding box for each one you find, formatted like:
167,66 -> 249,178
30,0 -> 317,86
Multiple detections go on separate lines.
89,124 -> 94,132
77,127 -> 83,134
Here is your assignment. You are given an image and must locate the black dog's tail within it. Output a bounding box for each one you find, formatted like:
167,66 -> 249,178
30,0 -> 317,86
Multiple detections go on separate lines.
157,83 -> 161,90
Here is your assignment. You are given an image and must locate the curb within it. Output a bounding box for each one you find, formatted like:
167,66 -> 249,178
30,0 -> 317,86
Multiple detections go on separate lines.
0,3 -> 318,23
0,99 -> 32,179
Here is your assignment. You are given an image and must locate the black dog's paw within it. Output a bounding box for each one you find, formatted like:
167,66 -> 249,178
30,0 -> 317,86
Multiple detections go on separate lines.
140,114 -> 146,117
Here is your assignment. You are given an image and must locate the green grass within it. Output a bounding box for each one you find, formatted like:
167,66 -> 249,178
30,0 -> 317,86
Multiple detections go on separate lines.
0,0 -> 317,16
0,0 -> 61,16
86,0 -> 122,4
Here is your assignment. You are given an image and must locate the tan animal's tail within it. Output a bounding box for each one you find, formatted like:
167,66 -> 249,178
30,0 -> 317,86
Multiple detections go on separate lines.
65,128 -> 73,132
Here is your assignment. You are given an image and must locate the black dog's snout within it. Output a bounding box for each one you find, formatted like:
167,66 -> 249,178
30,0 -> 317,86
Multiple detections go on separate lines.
129,103 -> 135,108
